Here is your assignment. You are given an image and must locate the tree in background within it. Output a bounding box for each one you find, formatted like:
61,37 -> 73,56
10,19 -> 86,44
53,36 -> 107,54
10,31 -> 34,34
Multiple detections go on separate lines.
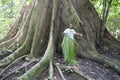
0,0 -> 25,39
93,0 -> 120,40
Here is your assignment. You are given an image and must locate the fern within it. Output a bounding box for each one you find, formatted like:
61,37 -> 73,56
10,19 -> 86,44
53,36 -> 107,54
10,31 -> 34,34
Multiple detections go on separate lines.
61,35 -> 78,65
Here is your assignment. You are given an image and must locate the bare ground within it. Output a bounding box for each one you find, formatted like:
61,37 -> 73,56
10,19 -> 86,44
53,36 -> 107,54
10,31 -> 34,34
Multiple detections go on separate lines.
0,49 -> 120,80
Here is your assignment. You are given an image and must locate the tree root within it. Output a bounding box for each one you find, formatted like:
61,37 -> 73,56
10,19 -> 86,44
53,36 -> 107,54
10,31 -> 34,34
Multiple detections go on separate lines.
7,42 -> 19,51
18,51 -> 52,80
2,14 -> 22,41
0,1 -> 34,51
0,2 -> 36,66
0,60 -> 37,80
0,55 -> 27,75
18,0 -> 57,79
59,65 -> 94,80
26,0 -> 53,60
54,63 -> 66,80
72,66 -> 94,80
49,61 -> 54,80
0,44 -> 29,67
93,54 -> 120,74
3,1 -> 28,41
0,34 -> 20,49
77,38 -> 120,74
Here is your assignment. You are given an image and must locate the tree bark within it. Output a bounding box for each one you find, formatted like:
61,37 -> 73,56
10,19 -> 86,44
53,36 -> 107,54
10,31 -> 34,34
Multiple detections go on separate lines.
0,0 -> 120,79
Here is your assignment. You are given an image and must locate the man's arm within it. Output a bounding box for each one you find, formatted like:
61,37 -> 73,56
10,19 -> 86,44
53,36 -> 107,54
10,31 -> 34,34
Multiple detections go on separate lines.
76,33 -> 83,36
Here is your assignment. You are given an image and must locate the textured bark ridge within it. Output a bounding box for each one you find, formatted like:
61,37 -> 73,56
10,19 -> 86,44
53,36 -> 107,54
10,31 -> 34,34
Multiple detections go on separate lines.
0,0 -> 120,80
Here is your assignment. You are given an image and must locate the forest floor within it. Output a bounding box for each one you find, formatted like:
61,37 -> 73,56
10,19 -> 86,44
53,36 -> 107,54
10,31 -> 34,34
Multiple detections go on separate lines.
0,49 -> 120,80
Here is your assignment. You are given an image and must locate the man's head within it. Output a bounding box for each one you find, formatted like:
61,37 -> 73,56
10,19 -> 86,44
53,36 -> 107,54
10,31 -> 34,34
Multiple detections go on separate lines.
69,24 -> 73,29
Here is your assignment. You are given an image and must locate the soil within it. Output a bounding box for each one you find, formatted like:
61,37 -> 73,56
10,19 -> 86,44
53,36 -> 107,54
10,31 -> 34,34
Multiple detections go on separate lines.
0,49 -> 120,80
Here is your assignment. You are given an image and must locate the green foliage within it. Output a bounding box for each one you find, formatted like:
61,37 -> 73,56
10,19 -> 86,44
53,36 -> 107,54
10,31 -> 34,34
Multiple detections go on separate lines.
63,68 -> 74,74
0,0 -> 24,39
92,0 -> 120,38
1,0 -> 11,5
28,0 -> 32,3
26,0 -> 32,5
61,35 -> 78,65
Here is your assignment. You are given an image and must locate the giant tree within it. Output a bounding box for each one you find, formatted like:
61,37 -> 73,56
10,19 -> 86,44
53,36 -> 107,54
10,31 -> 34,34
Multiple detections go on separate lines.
0,0 -> 120,80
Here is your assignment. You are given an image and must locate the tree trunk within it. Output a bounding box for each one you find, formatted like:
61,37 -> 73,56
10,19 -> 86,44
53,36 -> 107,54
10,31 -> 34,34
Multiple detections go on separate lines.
0,0 -> 120,80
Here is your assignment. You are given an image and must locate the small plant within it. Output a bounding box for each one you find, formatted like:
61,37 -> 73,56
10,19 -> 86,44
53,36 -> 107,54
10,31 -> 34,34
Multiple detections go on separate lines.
63,68 -> 74,74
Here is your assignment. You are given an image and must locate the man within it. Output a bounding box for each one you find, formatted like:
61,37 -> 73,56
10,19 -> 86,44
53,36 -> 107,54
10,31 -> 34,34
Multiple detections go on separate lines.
62,24 -> 82,64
